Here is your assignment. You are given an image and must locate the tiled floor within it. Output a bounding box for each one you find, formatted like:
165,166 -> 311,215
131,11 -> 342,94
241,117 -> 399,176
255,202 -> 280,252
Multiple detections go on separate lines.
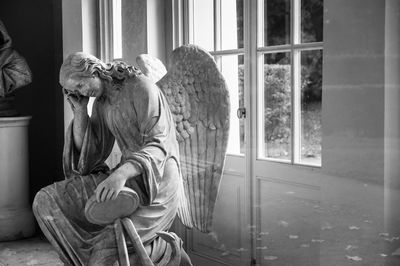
1,234 -> 400,265
0,236 -> 62,266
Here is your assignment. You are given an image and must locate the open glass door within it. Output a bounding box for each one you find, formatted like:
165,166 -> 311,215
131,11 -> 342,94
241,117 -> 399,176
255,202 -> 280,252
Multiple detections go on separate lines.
183,0 -> 250,265
251,0 -> 324,264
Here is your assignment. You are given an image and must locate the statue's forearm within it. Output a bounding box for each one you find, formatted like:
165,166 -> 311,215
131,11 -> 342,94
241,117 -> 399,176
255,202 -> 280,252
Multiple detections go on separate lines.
72,111 -> 89,152
113,162 -> 142,181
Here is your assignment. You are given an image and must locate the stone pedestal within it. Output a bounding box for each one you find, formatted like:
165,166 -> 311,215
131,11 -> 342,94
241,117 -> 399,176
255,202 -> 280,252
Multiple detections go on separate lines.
0,96 -> 18,117
0,116 -> 34,241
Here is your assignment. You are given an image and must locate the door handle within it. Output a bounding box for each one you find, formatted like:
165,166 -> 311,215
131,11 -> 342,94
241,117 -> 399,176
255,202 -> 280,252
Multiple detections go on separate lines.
237,107 -> 246,119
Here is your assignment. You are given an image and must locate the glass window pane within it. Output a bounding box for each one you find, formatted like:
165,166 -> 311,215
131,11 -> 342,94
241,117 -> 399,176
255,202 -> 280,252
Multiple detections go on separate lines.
300,50 -> 322,165
193,0 -> 214,51
263,53 -> 292,160
221,0 -> 244,50
219,55 -> 245,155
264,0 -> 291,46
301,0 -> 324,43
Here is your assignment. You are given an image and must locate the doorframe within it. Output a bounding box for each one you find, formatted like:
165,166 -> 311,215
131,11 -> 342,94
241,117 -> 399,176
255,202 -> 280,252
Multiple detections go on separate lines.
245,0 -> 257,263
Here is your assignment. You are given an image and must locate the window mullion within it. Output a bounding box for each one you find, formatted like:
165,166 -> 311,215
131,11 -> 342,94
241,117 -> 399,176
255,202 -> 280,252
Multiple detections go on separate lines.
172,0 -> 185,48
210,48 -> 244,56
214,0 -> 221,51
257,0 -> 264,48
256,51 -> 264,159
99,0 -> 113,62
184,0 -> 194,44
256,0 -> 264,159
292,50 -> 302,164
293,0 -> 301,45
248,0 -> 258,261
291,0 -> 301,164
112,0 -> 122,59
257,45 -> 291,53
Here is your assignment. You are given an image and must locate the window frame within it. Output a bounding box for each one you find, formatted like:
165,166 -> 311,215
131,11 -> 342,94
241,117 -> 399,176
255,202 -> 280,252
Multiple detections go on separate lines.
183,0 -> 323,167
186,0 -> 245,57
184,0 -> 246,157
256,0 -> 323,166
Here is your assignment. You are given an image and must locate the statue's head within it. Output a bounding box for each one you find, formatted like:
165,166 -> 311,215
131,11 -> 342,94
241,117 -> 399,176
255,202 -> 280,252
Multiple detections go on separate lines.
59,52 -> 110,98
60,52 -> 141,98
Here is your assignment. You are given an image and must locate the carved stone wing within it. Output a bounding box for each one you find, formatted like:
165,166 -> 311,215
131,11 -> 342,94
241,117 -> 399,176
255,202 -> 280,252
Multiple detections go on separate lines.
136,54 -> 167,83
156,45 -> 230,232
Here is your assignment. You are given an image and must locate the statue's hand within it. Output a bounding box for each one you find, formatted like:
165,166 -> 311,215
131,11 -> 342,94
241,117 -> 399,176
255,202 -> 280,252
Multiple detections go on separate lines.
66,92 -> 89,114
95,171 -> 128,202
95,162 -> 141,203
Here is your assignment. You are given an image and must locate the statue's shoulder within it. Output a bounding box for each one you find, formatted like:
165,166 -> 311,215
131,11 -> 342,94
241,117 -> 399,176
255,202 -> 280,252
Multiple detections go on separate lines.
126,74 -> 160,97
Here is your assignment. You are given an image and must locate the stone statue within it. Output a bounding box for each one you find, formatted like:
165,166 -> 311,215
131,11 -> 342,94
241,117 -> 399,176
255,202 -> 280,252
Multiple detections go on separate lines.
33,45 -> 230,266
0,19 -> 32,116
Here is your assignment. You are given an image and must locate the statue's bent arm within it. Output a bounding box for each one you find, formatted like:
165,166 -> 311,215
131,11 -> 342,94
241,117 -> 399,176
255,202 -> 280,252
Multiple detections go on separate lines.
63,100 -> 115,177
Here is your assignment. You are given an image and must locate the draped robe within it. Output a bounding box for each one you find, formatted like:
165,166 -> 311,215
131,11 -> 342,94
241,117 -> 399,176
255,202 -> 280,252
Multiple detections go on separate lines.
33,75 -> 185,265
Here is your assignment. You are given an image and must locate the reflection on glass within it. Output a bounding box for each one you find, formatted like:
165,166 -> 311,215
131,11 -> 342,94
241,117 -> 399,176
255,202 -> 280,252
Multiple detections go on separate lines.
219,55 -> 245,155
257,184 -> 321,265
301,50 -> 322,165
264,53 -> 291,160
221,0 -> 244,50
264,0 -> 291,46
193,0 -> 214,51
301,0 -> 324,43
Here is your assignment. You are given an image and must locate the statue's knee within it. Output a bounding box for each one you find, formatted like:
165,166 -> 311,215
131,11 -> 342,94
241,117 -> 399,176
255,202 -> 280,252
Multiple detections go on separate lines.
179,247 -> 193,266
32,188 -> 52,216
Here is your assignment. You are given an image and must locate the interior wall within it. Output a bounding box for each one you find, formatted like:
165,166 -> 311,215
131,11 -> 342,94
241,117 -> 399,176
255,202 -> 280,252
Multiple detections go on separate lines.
322,0 -> 385,184
62,0 -> 98,131
121,0 -> 147,65
82,0 -> 98,56
118,0 -> 167,66
147,0 -> 166,63
384,0 -> 400,236
0,0 -> 64,202
320,0 -> 396,261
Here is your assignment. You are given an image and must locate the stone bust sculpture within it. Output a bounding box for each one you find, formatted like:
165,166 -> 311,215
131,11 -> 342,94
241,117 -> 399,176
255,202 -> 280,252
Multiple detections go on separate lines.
0,19 -> 32,116
33,45 -> 230,266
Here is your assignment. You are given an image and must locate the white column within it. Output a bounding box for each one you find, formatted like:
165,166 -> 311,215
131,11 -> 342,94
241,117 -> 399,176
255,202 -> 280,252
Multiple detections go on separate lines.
0,117 -> 34,241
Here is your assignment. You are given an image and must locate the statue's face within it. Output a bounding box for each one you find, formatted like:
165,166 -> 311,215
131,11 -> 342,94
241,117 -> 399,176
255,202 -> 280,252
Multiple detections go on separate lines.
63,73 -> 104,98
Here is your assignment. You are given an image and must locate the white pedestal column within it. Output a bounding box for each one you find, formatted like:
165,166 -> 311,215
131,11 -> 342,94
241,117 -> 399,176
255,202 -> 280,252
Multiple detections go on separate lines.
0,116 -> 35,241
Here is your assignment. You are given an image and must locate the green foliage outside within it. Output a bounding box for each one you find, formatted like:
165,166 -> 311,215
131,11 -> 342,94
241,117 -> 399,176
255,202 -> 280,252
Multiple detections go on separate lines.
234,0 -> 323,161
238,64 -> 322,161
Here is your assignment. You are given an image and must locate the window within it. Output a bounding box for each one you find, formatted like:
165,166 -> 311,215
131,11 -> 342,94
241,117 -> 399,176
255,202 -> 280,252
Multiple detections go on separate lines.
100,0 -> 148,65
188,0 -> 323,166
187,0 -> 245,156
258,0 -> 323,166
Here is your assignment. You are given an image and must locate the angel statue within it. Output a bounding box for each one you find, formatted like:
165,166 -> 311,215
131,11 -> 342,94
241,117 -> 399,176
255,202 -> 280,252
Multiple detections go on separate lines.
32,44 -> 230,266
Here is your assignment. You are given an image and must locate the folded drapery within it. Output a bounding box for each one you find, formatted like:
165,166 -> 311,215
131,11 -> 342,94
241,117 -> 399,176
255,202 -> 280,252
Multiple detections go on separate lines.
0,19 -> 32,116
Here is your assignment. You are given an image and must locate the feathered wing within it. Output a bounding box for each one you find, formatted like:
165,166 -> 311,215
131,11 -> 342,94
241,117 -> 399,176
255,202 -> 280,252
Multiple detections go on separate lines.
137,45 -> 230,233
136,54 -> 167,83
159,45 -> 230,232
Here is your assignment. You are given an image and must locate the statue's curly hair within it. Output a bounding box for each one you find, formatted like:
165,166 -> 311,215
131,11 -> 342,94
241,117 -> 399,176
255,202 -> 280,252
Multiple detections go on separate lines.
59,52 -> 141,91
